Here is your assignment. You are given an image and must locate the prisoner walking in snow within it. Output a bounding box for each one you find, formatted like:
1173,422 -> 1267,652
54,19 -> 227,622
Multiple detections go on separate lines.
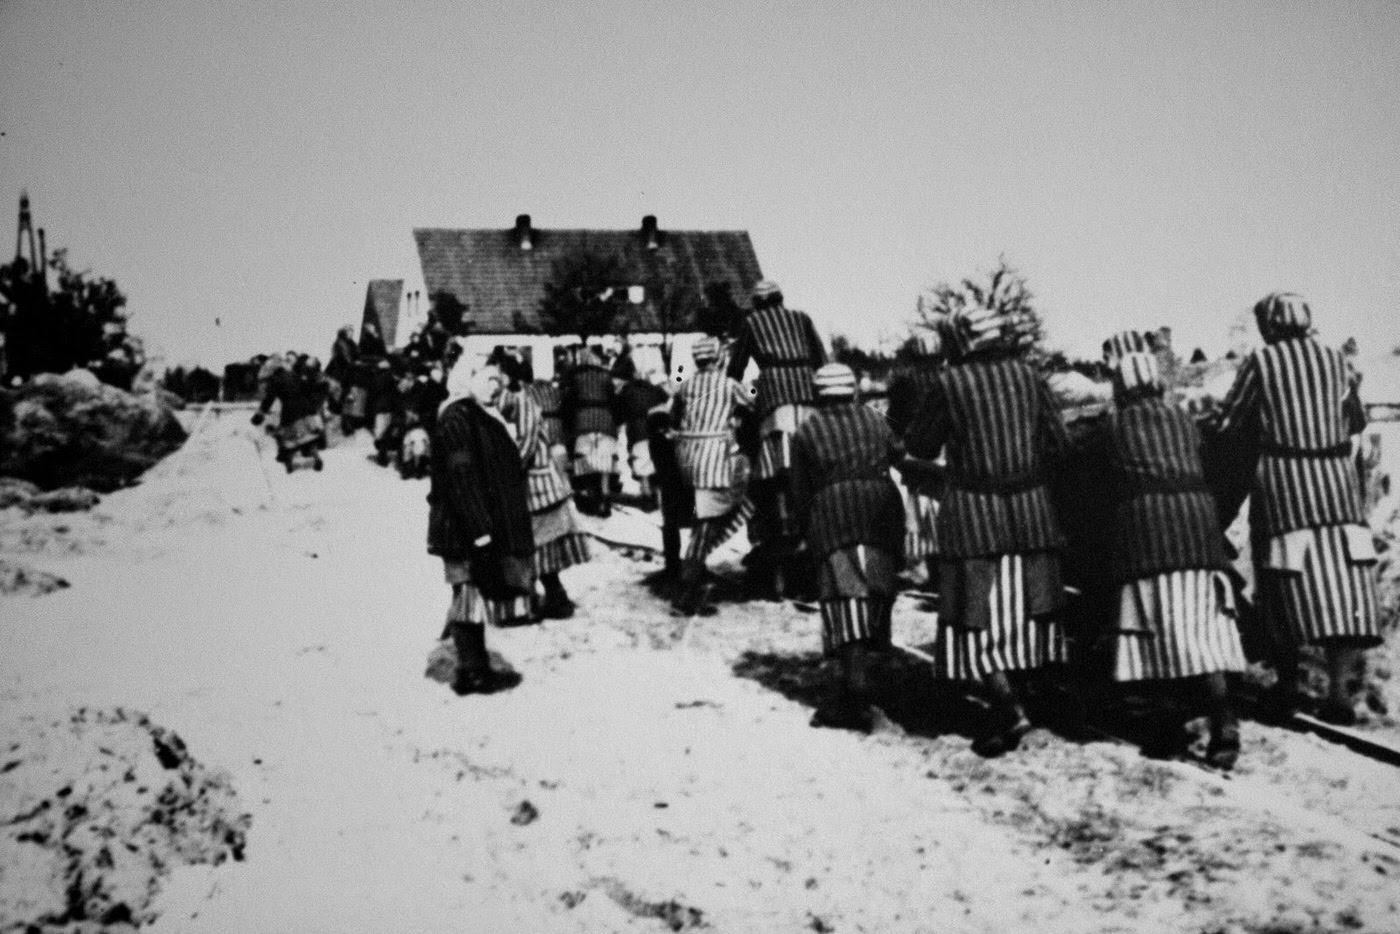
1084,348 -> 1248,768
1208,293 -> 1380,725
726,279 -> 828,599
499,361 -> 592,621
562,346 -> 620,517
791,363 -> 907,732
671,336 -> 755,616
251,351 -> 325,473
904,305 -> 1071,756
427,360 -> 535,695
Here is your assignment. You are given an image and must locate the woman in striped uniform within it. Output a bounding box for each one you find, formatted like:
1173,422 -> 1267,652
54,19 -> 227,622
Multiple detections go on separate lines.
1086,351 -> 1248,767
726,280 -> 828,598
499,380 -> 592,621
904,306 -> 1071,756
1209,293 -> 1379,725
885,325 -> 948,581
426,360 -> 535,694
671,336 -> 755,616
562,346 -> 620,517
791,363 -> 907,732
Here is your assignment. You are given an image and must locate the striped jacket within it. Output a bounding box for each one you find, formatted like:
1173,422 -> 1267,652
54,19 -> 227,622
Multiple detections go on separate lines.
524,382 -> 564,448
1087,397 -> 1227,584
790,400 -> 906,557
1210,337 -> 1366,537
726,305 -> 827,417
562,364 -> 618,437
904,357 -> 1068,558
674,369 -> 750,490
426,399 -> 534,560
500,391 -> 573,512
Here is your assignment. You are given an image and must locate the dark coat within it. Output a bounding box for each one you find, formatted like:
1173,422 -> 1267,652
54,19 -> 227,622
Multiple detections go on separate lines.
904,356 -> 1068,558
790,399 -> 906,557
427,399 -> 535,561
258,368 -> 321,426
616,379 -> 669,446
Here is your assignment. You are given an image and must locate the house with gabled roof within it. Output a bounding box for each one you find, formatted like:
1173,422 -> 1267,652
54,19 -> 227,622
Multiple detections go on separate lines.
410,214 -> 764,378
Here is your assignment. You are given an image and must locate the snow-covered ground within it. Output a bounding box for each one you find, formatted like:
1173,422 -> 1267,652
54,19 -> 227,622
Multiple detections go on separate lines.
4,411 -> 1400,933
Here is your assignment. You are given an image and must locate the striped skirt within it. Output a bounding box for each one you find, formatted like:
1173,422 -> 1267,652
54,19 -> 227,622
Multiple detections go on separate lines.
1257,524 -> 1381,648
572,431 -> 618,476
1112,570 -> 1249,681
818,545 -> 897,656
531,498 -> 591,576
685,497 -> 755,561
443,560 -> 531,627
934,553 -> 1068,681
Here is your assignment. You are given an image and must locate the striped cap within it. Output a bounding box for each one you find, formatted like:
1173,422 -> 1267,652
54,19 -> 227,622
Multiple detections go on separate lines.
692,336 -> 721,364
949,306 -> 1007,356
751,279 -> 782,301
1101,330 -> 1151,363
1113,351 -> 1163,395
1253,292 -> 1312,341
813,362 -> 857,396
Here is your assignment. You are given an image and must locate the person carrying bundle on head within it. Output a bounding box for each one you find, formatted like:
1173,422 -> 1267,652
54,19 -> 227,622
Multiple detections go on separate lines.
791,363 -> 907,732
1206,293 -> 1380,726
904,304 -> 1072,757
1083,348 -> 1249,768
671,336 -> 755,616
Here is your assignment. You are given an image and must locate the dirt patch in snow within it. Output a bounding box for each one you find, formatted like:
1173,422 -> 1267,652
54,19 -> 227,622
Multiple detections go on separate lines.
0,708 -> 249,934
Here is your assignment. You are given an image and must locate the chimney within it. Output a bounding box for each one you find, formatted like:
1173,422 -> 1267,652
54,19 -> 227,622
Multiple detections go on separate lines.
515,214 -> 533,251
641,215 -> 658,250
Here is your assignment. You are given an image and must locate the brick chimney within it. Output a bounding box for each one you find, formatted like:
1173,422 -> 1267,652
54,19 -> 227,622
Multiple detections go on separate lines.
641,215 -> 658,250
515,214 -> 533,251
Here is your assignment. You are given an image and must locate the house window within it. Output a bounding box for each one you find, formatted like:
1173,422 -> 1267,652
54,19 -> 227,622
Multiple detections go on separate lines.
628,285 -> 645,304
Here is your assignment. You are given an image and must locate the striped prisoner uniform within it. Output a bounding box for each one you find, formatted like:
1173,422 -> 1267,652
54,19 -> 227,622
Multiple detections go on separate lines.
524,381 -> 565,450
1088,396 -> 1246,680
501,391 -> 591,576
1211,337 -> 1378,647
726,304 -> 827,477
904,356 -> 1070,679
673,368 -> 754,560
562,363 -> 619,476
791,400 -> 906,655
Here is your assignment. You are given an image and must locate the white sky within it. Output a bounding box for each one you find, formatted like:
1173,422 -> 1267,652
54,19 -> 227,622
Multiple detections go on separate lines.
2,0 -> 1398,367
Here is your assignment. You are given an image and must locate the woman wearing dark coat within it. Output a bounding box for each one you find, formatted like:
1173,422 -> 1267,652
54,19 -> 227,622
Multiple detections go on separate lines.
427,360 -> 535,694
791,363 -> 906,732
904,306 -> 1070,756
251,353 -> 325,472
1208,293 -> 1379,725
1084,350 -> 1248,768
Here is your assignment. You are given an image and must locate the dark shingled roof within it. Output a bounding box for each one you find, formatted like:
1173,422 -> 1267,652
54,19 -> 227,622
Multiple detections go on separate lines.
413,220 -> 763,334
361,279 -> 404,347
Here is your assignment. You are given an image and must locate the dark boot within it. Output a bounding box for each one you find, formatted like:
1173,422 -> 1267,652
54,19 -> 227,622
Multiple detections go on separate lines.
672,561 -> 715,617
971,671 -> 1032,757
447,622 -> 519,694
539,573 -> 576,619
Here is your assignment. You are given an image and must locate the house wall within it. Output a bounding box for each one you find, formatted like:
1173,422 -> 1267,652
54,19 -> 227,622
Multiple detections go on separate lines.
454,331 -> 713,382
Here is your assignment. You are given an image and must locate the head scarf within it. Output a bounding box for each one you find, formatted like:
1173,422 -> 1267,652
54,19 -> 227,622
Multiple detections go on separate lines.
813,362 -> 857,398
1101,330 -> 1152,364
1254,292 -> 1312,343
751,279 -> 782,301
1112,351 -> 1164,401
692,336 -> 721,365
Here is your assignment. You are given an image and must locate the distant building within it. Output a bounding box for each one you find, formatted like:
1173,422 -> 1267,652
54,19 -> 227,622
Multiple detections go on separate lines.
359,279 -> 404,350
411,214 -> 764,378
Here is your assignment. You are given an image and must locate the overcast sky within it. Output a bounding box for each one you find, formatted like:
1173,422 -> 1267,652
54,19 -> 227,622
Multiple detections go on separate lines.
2,0 -> 1397,367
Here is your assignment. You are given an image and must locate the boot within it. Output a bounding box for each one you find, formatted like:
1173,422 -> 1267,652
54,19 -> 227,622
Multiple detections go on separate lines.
538,573 -> 576,620
971,671 -> 1032,758
448,623 -> 520,694
672,561 -> 716,617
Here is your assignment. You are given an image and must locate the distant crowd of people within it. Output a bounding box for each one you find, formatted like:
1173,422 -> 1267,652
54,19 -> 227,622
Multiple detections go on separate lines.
424,281 -> 1381,772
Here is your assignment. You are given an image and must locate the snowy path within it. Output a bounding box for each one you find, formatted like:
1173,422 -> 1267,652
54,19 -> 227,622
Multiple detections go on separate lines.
3,415 -> 1400,933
